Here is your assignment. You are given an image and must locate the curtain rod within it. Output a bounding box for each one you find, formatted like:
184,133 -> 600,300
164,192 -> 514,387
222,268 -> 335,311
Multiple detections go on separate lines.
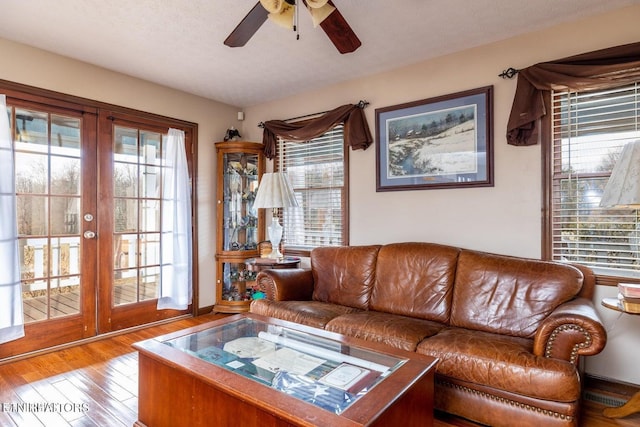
258,100 -> 369,128
498,67 -> 519,79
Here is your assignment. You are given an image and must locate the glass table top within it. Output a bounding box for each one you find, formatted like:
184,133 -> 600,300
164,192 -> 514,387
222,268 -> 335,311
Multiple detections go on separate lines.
162,317 -> 408,414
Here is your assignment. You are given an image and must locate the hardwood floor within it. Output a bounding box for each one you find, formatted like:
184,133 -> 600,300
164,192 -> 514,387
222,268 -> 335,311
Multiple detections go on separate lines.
1,313 -> 639,427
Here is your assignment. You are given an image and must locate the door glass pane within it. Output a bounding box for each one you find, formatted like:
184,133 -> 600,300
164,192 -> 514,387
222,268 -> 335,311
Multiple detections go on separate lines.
50,196 -> 80,235
19,238 -> 47,282
15,152 -> 47,193
140,266 -> 159,301
114,268 -> 138,305
51,157 -> 81,195
49,237 -> 81,276
50,276 -> 81,318
50,114 -> 81,154
17,195 -> 48,236
141,165 -> 159,198
140,200 -> 160,232
114,126 -> 138,158
115,198 -> 138,232
141,131 -> 162,164
140,233 -> 160,266
15,108 -> 47,148
22,280 -> 48,323
114,234 -> 138,270
114,162 -> 139,197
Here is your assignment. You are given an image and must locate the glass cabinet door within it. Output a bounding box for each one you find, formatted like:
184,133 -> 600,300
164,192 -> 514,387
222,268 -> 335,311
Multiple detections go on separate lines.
219,261 -> 258,302
222,152 -> 259,252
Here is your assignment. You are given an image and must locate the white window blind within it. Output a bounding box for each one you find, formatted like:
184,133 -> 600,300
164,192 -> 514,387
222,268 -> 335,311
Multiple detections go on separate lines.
551,83 -> 640,279
276,124 -> 347,252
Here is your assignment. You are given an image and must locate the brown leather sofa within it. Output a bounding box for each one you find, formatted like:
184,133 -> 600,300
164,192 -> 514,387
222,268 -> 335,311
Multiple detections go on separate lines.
249,242 -> 607,427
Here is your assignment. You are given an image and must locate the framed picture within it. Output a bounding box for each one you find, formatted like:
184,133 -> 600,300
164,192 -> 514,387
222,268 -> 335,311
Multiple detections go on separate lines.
375,86 -> 493,191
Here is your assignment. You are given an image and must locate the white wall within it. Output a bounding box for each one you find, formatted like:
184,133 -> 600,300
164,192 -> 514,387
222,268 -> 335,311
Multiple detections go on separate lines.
0,37 -> 239,309
242,5 -> 640,385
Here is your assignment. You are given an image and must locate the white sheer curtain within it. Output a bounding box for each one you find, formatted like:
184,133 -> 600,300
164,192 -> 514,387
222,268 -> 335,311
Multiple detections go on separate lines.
157,128 -> 193,310
0,94 -> 24,343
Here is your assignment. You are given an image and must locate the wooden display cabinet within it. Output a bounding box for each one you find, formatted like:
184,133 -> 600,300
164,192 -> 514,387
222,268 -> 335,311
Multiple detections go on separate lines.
213,141 -> 265,313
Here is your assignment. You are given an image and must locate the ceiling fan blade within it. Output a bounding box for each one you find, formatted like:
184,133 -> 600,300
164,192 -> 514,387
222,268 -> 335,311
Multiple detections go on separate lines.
318,0 -> 361,54
224,2 -> 269,48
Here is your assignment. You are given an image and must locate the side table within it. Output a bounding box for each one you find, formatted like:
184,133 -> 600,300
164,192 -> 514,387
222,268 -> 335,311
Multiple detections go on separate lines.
600,297 -> 640,419
245,256 -> 301,272
246,256 -> 301,300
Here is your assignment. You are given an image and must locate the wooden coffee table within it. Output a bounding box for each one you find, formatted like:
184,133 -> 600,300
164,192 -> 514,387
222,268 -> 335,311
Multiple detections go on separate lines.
133,313 -> 437,427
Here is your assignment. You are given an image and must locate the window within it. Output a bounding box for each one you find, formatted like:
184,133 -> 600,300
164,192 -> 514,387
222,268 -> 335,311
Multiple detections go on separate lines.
549,83 -> 640,281
275,124 -> 348,255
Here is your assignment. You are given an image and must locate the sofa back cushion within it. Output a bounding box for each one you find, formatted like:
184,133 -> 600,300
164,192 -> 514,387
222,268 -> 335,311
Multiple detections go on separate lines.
311,245 -> 382,310
450,250 -> 584,338
369,243 -> 460,322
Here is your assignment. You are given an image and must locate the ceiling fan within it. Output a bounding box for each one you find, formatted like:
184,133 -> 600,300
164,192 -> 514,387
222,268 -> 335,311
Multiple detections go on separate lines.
224,0 -> 361,54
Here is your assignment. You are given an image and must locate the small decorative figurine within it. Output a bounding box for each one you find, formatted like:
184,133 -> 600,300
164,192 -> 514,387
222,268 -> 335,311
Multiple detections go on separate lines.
252,291 -> 266,300
224,127 -> 241,141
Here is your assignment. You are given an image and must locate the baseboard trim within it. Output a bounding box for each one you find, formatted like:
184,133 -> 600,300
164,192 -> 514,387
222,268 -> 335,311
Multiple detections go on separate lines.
584,374 -> 640,401
197,305 -> 215,315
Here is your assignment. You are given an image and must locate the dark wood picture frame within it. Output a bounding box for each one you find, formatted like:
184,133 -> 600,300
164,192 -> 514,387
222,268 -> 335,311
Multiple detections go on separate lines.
375,86 -> 494,191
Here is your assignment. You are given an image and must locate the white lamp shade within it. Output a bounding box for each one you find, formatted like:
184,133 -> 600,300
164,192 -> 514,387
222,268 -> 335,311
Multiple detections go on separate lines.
259,0 -> 285,14
267,3 -> 295,29
306,0 -> 329,8
254,172 -> 299,209
600,140 -> 640,208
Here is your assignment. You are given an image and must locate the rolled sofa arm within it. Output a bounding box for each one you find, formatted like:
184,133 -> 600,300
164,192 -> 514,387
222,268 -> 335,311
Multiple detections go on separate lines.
533,297 -> 607,364
255,268 -> 314,301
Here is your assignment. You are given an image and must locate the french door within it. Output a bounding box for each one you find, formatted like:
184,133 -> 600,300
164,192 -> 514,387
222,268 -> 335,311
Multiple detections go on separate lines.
1,86 -> 195,358
97,110 -> 193,332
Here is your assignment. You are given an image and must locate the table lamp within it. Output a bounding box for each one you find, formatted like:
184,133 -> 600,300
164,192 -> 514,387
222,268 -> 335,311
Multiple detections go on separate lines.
599,140 -> 640,309
253,172 -> 299,259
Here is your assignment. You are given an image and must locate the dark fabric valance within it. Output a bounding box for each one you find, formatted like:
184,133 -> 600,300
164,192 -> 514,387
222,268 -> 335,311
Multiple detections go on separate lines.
507,41 -> 640,146
261,103 -> 373,159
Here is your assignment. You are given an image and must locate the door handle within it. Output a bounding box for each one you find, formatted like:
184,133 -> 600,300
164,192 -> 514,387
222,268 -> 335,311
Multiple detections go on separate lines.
83,230 -> 97,239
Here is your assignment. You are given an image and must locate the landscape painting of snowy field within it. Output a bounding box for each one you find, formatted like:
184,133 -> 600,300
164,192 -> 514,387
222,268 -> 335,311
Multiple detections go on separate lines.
375,86 -> 493,191
385,105 -> 477,179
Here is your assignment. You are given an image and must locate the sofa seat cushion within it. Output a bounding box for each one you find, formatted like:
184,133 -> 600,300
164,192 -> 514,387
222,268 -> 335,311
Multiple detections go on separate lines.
325,311 -> 445,352
249,300 -> 361,329
416,328 -> 580,402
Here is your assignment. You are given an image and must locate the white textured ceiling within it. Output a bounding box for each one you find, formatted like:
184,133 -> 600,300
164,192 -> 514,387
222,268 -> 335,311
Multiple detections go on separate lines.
0,0 -> 638,108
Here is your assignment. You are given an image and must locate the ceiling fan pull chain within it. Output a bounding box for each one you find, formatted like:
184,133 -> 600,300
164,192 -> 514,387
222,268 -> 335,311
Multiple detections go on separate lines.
294,0 -> 300,40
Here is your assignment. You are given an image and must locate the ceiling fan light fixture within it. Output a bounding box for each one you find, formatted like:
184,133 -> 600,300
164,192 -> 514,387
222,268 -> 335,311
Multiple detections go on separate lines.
267,3 -> 295,29
308,3 -> 335,27
225,0 -> 360,53
306,0 -> 329,8
259,0 -> 285,13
